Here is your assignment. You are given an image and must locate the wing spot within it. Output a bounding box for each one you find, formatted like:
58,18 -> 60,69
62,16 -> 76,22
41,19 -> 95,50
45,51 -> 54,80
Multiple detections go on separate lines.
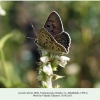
44,43 -> 45,45
52,46 -> 54,49
47,25 -> 50,28
57,48 -> 60,51
52,24 -> 55,28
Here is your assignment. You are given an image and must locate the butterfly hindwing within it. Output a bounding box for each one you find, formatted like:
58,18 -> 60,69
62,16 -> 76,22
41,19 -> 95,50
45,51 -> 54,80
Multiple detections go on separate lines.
54,32 -> 71,52
37,28 -> 66,53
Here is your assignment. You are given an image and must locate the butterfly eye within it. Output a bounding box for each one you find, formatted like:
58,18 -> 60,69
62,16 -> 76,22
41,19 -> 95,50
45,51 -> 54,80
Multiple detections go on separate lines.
34,39 -> 38,43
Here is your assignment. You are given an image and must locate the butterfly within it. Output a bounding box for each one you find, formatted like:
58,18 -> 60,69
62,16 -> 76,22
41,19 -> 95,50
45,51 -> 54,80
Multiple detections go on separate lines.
35,11 -> 71,54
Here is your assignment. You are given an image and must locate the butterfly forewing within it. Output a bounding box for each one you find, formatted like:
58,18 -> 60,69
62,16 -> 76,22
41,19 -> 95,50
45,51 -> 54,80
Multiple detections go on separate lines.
37,28 -> 67,53
44,11 -> 64,36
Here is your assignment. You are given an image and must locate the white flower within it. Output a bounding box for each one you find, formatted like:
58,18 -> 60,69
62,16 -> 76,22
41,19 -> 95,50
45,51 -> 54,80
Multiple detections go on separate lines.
40,56 -> 49,63
57,56 -> 70,67
42,81 -> 48,87
42,77 -> 52,88
0,5 -> 6,16
41,48 -> 48,56
43,63 -> 53,76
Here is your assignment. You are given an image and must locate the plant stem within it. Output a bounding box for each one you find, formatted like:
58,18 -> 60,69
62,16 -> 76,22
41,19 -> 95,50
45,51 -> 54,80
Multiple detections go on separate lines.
0,49 -> 11,87
46,76 -> 52,88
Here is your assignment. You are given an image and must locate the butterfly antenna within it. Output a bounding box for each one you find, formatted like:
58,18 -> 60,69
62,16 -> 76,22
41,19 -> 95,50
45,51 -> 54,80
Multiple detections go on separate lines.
31,23 -> 37,38
26,37 -> 36,40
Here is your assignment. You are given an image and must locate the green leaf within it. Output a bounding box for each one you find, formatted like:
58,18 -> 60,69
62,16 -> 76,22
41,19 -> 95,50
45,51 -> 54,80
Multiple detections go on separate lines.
0,33 -> 14,49
0,76 -> 8,87
0,33 -> 14,87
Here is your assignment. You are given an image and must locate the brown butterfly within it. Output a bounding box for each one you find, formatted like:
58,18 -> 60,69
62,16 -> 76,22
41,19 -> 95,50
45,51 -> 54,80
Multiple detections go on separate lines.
36,11 -> 71,54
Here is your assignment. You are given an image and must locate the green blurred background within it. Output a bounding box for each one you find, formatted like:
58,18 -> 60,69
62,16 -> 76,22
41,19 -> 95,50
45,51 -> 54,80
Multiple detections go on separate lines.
0,1 -> 100,88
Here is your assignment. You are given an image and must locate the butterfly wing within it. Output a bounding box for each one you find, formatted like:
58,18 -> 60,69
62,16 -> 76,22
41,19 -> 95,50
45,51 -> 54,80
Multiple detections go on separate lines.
37,28 -> 67,53
44,11 -> 71,53
44,11 -> 64,36
54,32 -> 71,53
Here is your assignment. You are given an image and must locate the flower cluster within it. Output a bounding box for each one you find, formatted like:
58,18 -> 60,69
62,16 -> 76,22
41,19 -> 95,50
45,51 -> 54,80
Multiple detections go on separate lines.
37,49 -> 70,88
